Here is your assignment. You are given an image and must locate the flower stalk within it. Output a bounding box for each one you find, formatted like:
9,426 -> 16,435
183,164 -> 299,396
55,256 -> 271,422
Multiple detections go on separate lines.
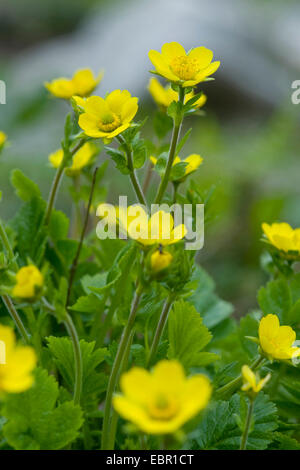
66,166 -> 99,307
101,283 -> 143,450
0,219 -> 30,343
64,312 -> 83,405
117,136 -> 147,208
147,294 -> 174,368
44,139 -> 85,226
2,295 -> 30,344
216,355 -> 265,399
154,87 -> 185,204
240,397 -> 254,450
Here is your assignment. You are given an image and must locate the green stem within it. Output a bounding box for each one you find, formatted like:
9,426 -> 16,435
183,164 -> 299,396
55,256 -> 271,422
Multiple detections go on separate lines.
216,355 -> 265,399
240,398 -> 254,450
66,166 -> 99,307
2,295 -> 30,343
147,295 -> 174,368
0,220 -> 30,343
107,330 -> 134,450
45,139 -> 85,226
41,298 -> 82,405
0,219 -> 18,271
117,136 -> 147,207
154,87 -> 185,204
142,160 -> 153,195
64,313 -> 83,405
101,285 -> 143,450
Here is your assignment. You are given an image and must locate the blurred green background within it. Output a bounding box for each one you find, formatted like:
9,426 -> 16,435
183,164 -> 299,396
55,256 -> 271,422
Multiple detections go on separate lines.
0,0 -> 299,315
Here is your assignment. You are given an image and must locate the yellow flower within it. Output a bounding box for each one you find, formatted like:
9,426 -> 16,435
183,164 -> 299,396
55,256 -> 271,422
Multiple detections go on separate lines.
113,360 -> 211,434
78,90 -> 138,140
117,205 -> 187,246
12,265 -> 43,299
262,222 -> 300,254
48,142 -> 97,175
0,131 -> 7,148
148,77 -> 207,109
45,69 -> 103,99
151,154 -> 203,177
241,365 -> 271,394
0,324 -> 36,393
259,314 -> 300,361
148,42 -> 220,88
48,149 -> 64,168
151,250 -> 173,272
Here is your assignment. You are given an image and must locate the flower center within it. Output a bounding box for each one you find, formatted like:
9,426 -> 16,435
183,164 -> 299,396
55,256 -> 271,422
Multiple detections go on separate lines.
170,55 -> 199,81
148,394 -> 179,420
98,112 -> 121,132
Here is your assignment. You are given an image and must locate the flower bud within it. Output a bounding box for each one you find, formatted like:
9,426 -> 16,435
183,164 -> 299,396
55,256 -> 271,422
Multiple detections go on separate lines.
12,265 -> 43,300
151,250 -> 173,273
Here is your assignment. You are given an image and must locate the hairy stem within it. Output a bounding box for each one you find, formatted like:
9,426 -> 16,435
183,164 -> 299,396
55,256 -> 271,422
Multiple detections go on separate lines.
2,295 -> 30,343
101,285 -> 143,450
106,330 -> 134,450
216,355 -> 265,399
66,166 -> 99,307
117,136 -> 147,207
0,220 -> 30,343
154,87 -> 185,204
240,398 -> 254,450
147,295 -> 174,368
63,313 -> 83,405
45,139 -> 85,226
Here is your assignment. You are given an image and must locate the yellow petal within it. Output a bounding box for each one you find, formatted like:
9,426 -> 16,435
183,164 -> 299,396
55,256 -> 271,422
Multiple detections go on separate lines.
188,47 -> 213,68
161,42 -> 186,60
84,96 -> 108,117
78,113 -> 102,137
48,149 -> 64,168
106,89 -> 131,114
0,325 -> 15,356
121,97 -> 138,123
166,224 -> 187,245
149,211 -> 174,242
120,367 -> 154,405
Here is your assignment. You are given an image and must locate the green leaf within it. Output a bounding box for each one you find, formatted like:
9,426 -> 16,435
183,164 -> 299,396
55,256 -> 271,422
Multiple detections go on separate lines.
175,128 -> 192,154
47,337 -> 108,406
49,210 -> 69,241
271,432 -> 300,450
10,169 -> 41,202
10,196 -> 46,262
257,278 -> 292,323
195,393 -> 277,450
132,139 -> 147,169
153,111 -> 173,139
106,148 -> 129,175
189,266 -> 234,330
168,299 -> 215,369
3,368 -> 83,450
70,293 -> 105,314
166,100 -> 178,120
169,161 -> 187,181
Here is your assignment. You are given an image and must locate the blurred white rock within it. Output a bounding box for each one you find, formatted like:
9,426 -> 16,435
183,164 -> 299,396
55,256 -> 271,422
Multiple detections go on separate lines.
3,0 -> 299,154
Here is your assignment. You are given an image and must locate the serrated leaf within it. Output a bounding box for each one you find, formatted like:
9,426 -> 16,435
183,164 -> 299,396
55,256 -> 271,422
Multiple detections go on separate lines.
47,337 -> 108,406
168,299 -> 213,369
10,169 -> 41,202
2,368 -> 83,450
257,278 -> 292,323
195,393 -> 277,450
10,196 -> 46,262
70,293 -> 105,314
153,111 -> 173,139
189,266 -> 234,330
49,210 -> 69,241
